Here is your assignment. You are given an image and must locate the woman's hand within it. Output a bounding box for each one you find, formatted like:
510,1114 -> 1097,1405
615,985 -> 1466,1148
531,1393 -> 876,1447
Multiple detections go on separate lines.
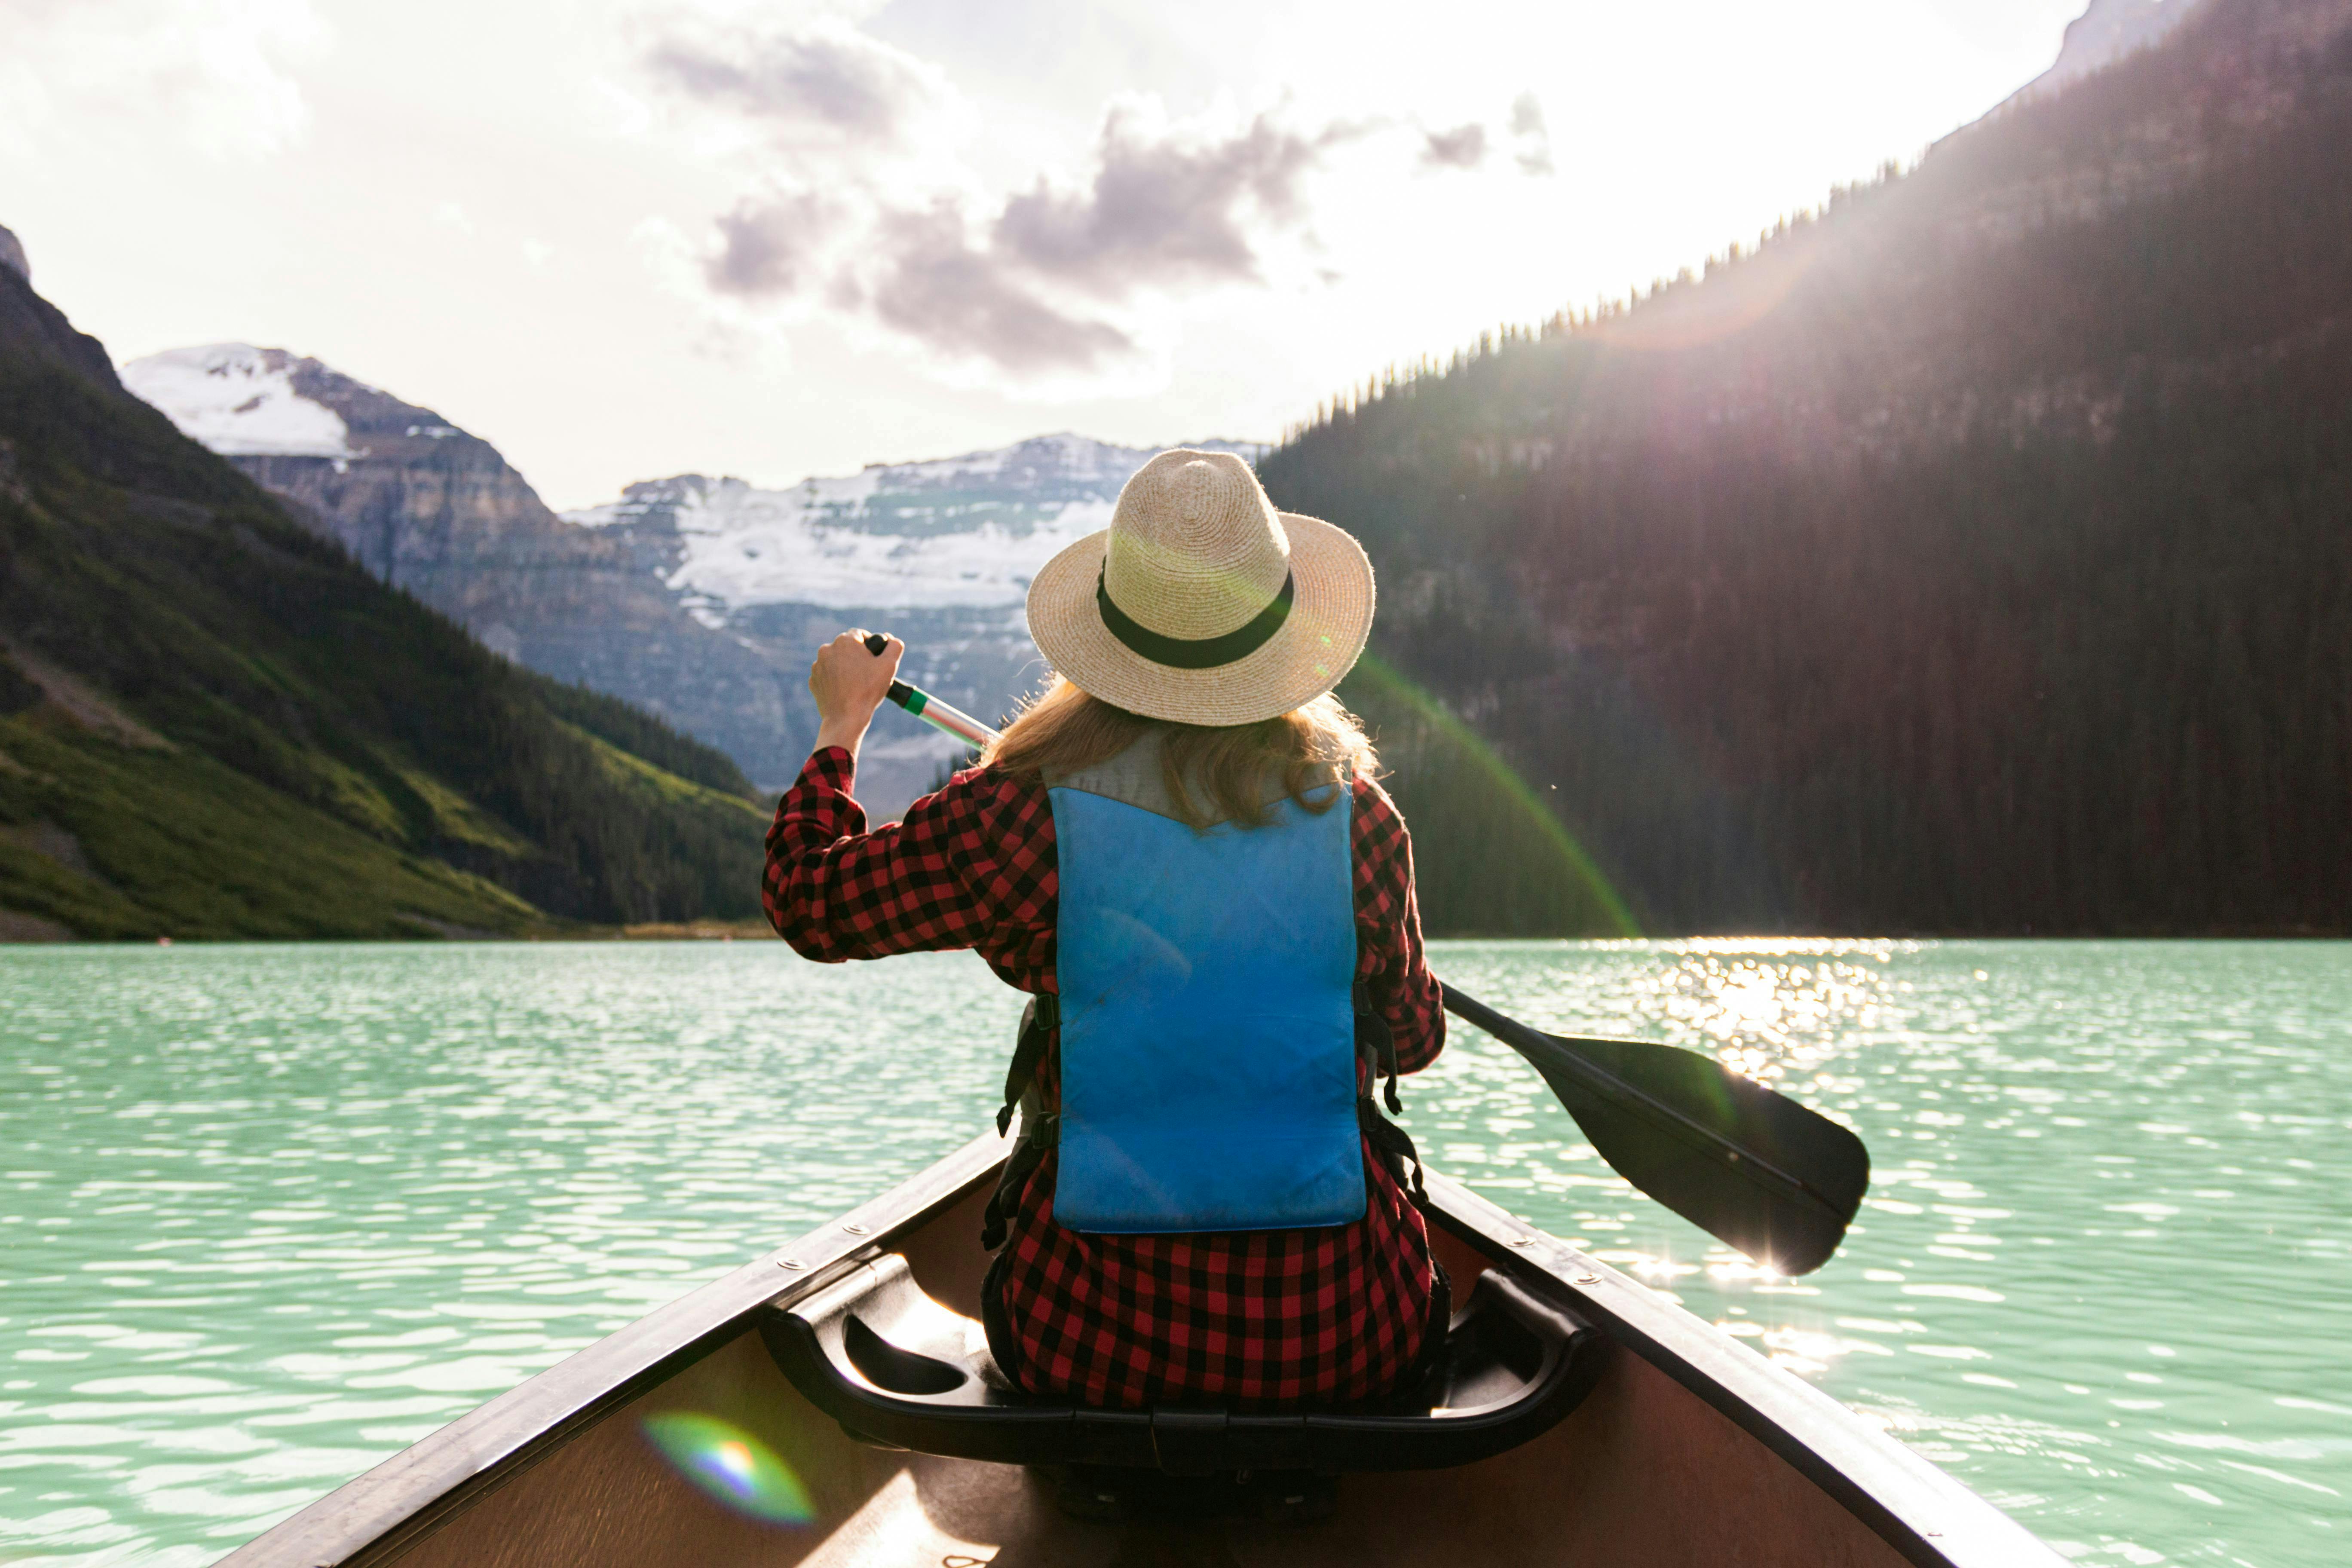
809,630 -> 902,758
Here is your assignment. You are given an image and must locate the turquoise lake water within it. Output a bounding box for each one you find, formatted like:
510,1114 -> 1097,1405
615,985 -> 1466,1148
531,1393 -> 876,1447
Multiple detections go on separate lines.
1,940 -> 2346,1566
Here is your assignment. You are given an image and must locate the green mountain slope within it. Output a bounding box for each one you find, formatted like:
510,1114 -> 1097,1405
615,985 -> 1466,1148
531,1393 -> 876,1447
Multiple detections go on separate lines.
1264,0 -> 2352,937
0,260 -> 766,940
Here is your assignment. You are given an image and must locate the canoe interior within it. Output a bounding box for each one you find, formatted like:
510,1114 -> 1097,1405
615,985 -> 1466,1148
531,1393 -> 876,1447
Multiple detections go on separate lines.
344,1179 -> 1919,1568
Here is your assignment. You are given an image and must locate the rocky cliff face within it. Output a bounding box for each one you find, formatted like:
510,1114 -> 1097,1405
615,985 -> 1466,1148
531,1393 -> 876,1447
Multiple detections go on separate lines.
0,226 -> 27,286
121,346 -> 797,784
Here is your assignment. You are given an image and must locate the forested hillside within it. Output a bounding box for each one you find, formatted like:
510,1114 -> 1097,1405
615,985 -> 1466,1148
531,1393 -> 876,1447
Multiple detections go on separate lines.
1267,0 -> 2352,936
0,254 -> 766,940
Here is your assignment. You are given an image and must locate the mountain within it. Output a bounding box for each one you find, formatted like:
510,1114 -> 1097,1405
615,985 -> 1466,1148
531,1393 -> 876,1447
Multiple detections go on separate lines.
1258,0 -> 2352,937
562,435 -> 1266,813
2032,0 -> 2210,94
119,345 -> 797,788
123,346 -> 1268,817
0,245 -> 767,940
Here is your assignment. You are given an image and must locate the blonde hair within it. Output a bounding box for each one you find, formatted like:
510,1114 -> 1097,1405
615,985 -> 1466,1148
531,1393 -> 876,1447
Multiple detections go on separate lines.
986,677 -> 1376,830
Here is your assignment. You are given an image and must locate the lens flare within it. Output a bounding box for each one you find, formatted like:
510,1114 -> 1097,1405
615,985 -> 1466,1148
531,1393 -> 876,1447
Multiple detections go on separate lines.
1348,652 -> 1641,936
642,1412 -> 815,1525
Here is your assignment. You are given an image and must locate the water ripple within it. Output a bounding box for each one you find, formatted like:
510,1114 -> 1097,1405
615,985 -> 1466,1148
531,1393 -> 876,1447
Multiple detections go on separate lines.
1418,939 -> 2352,1568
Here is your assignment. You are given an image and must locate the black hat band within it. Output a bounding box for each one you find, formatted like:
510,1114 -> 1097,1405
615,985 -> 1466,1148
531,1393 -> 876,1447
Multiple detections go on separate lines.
1096,566 -> 1295,670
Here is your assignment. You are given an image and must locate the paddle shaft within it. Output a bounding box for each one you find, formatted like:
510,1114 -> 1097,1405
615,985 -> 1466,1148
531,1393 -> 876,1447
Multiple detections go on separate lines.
864,635 -> 998,750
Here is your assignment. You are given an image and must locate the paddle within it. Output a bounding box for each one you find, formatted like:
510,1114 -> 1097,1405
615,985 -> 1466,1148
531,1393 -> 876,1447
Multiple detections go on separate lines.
1436,987 -> 1868,1276
856,635 -> 1871,1274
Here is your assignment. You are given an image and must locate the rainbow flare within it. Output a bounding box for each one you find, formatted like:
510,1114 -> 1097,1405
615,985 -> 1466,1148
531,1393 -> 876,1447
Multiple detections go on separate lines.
642,1412 -> 816,1525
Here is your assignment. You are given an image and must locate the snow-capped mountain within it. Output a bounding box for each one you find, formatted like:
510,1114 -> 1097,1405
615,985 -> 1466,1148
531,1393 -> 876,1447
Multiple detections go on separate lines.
565,435 -> 1266,619
121,344 -> 358,458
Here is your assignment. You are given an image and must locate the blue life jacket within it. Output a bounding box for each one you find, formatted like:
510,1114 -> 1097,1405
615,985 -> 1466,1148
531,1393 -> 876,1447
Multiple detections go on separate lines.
1043,738 -> 1365,1234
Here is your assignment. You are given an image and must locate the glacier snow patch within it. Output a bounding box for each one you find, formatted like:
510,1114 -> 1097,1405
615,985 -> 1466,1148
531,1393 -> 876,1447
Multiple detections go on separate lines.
120,344 -> 356,459
565,434 -> 1267,614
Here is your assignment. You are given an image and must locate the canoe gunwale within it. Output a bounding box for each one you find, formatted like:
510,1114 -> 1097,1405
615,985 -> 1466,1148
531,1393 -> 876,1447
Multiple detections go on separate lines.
219,1128 -> 2064,1568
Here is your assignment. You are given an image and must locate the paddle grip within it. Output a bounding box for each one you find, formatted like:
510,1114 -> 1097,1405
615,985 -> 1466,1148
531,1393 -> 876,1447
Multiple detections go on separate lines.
861,632 -> 915,708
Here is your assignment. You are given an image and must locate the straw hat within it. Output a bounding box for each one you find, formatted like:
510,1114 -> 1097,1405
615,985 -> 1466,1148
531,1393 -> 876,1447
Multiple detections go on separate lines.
1025,449 -> 1375,726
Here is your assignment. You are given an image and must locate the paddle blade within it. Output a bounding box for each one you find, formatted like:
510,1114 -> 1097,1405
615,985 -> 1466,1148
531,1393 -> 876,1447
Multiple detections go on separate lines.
1518,1030 -> 1870,1276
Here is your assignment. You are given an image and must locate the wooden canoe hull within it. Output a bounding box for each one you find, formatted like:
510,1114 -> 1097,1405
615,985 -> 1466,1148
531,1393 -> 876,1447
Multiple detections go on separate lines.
221,1130 -> 2064,1568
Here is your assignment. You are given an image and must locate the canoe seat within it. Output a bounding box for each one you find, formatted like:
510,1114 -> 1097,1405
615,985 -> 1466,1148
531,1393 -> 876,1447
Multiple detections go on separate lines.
759,1252 -> 1606,1474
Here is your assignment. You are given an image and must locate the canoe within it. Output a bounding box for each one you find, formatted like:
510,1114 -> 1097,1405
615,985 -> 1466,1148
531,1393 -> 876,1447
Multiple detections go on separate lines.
220,1128 -> 2064,1567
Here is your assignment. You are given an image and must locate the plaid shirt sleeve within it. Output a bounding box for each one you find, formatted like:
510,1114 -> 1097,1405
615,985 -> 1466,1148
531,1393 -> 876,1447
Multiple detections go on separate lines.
763,747 -> 1056,974
1351,774 -> 1445,1073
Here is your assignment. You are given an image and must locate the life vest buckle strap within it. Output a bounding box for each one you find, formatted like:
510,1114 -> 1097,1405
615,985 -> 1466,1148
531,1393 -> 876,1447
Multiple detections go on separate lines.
1355,980 -> 1405,1117
995,993 -> 1060,1138
1358,1096 -> 1427,1207
982,1112 -> 1060,1253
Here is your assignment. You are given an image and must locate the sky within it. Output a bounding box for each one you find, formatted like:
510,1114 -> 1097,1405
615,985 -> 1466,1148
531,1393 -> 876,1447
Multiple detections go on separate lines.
1,0 -> 2098,509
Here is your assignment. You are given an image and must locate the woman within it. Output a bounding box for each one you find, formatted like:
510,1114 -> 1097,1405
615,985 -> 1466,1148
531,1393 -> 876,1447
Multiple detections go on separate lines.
764,448 -> 1445,1413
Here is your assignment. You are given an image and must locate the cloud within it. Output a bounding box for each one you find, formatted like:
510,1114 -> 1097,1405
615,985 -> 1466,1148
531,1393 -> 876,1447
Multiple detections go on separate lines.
992,107 -> 1354,298
644,19 -> 939,145
704,193 -> 831,298
1417,99 -> 1550,177
658,27 -> 1373,377
1509,92 -> 1554,176
821,103 -> 1358,372
0,0 -> 325,159
1420,122 -> 1487,170
865,205 -> 1132,373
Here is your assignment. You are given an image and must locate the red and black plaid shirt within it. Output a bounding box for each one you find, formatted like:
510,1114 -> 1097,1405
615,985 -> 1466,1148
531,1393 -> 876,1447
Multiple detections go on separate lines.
764,747 -> 1446,1410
